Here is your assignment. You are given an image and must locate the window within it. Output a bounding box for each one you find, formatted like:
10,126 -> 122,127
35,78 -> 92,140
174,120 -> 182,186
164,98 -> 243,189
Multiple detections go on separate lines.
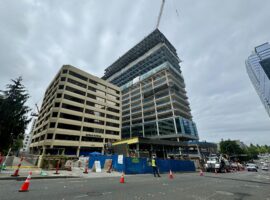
62,69 -> 68,74
81,136 -> 103,142
55,134 -> 80,141
107,107 -> 119,113
64,94 -> 85,104
85,109 -> 94,115
86,101 -> 95,107
52,112 -> 58,117
88,86 -> 96,92
61,77 -> 66,81
106,122 -> 119,128
47,134 -> 53,139
87,93 -> 96,100
62,103 -> 83,112
59,113 -> 82,121
89,79 -> 97,85
107,114 -> 119,120
158,119 -> 175,135
144,122 -> 157,137
84,117 -> 104,125
131,125 -> 143,137
121,127 -> 130,139
69,70 -> 88,81
58,85 -> 64,90
56,93 -> 62,98
83,127 -> 104,133
67,78 -> 87,89
105,130 -> 119,135
66,86 -> 86,96
49,122 -> 56,128
57,123 -> 81,131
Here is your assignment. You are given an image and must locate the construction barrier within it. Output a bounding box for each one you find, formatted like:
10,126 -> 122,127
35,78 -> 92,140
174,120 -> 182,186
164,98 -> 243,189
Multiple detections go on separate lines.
89,155 -> 195,174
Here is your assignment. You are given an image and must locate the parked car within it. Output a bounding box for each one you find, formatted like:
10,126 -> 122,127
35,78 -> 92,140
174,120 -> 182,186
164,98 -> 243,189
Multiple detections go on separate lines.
262,164 -> 269,171
246,163 -> 258,172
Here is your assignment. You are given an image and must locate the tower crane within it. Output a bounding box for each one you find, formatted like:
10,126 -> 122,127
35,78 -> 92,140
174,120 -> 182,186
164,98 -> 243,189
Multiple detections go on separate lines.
30,103 -> 40,117
156,0 -> 165,29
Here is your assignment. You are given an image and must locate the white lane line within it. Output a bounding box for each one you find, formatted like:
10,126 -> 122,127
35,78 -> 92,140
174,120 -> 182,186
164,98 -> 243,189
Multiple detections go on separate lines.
69,180 -> 85,183
74,194 -> 88,199
216,191 -> 234,196
102,192 -> 112,195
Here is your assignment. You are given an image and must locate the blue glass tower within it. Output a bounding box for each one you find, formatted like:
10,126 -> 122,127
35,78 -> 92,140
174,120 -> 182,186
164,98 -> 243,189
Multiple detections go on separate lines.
246,42 -> 270,117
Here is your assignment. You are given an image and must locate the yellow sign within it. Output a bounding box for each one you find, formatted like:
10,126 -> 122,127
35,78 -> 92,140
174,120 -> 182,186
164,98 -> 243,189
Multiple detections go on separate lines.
112,137 -> 139,146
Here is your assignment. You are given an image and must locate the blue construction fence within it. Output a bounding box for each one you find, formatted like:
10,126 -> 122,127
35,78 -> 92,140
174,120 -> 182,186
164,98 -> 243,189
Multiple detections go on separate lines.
89,155 -> 195,174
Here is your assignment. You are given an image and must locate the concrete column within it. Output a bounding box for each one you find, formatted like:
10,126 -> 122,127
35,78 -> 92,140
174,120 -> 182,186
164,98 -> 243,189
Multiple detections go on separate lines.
136,143 -> 140,158
76,147 -> 80,157
165,70 -> 177,135
140,83 -> 145,137
152,78 -> 159,136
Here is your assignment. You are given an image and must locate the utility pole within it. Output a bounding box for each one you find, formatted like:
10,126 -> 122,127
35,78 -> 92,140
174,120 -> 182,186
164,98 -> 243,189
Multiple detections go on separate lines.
156,0 -> 165,29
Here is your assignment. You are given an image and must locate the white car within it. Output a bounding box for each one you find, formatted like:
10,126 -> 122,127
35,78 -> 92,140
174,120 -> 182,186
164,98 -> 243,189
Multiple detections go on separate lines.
262,165 -> 269,171
246,163 -> 258,172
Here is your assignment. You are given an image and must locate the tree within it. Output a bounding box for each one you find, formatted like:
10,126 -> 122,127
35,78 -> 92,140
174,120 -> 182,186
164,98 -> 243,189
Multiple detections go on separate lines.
219,140 -> 244,156
0,77 -> 31,152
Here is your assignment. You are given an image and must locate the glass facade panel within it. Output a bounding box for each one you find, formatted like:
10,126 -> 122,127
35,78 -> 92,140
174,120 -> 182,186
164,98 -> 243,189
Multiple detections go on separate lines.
122,127 -> 130,139
144,122 -> 158,137
158,119 -> 175,135
175,118 -> 182,133
131,125 -> 143,137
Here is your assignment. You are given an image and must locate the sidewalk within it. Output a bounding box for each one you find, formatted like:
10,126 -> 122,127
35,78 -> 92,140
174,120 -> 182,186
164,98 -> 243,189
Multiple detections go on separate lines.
0,167 -> 122,180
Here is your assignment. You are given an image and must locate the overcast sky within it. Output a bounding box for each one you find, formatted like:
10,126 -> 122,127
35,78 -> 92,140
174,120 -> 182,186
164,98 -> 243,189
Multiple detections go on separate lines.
1,0 -> 269,145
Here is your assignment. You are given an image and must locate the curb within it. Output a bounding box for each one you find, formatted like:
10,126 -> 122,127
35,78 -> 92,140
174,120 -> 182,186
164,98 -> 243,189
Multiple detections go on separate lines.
0,176 -> 80,181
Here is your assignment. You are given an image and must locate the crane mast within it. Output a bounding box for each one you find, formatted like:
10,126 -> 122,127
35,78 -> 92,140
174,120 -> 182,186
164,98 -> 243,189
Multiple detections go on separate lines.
156,0 -> 165,29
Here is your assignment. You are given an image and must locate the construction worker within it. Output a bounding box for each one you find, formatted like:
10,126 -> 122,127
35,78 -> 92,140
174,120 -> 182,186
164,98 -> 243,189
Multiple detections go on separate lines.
151,155 -> 161,177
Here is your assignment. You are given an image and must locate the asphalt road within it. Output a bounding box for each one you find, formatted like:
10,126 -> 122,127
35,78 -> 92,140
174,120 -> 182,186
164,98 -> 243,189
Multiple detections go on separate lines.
0,170 -> 270,200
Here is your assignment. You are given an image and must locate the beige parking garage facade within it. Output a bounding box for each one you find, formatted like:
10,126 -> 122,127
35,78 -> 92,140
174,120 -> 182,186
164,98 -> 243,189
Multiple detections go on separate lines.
30,65 -> 121,156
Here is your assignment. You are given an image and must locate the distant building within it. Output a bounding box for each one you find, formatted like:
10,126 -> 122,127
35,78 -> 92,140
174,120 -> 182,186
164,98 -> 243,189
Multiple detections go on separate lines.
22,119 -> 36,152
246,42 -> 270,117
29,65 -> 121,156
103,29 -> 198,141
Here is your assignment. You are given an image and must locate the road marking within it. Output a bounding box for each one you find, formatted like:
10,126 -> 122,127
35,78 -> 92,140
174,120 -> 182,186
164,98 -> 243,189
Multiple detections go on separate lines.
74,194 -> 88,199
69,180 -> 85,183
216,191 -> 234,196
102,192 -> 112,195
158,192 -> 166,195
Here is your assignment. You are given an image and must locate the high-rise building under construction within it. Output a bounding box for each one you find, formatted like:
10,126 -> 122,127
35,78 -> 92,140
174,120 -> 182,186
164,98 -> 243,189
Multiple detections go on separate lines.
103,29 -> 198,141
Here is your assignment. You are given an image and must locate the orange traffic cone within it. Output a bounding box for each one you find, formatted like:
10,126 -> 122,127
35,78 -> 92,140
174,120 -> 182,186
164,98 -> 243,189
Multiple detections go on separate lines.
120,172 -> 125,183
169,170 -> 174,179
199,169 -> 204,176
19,172 -> 32,192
